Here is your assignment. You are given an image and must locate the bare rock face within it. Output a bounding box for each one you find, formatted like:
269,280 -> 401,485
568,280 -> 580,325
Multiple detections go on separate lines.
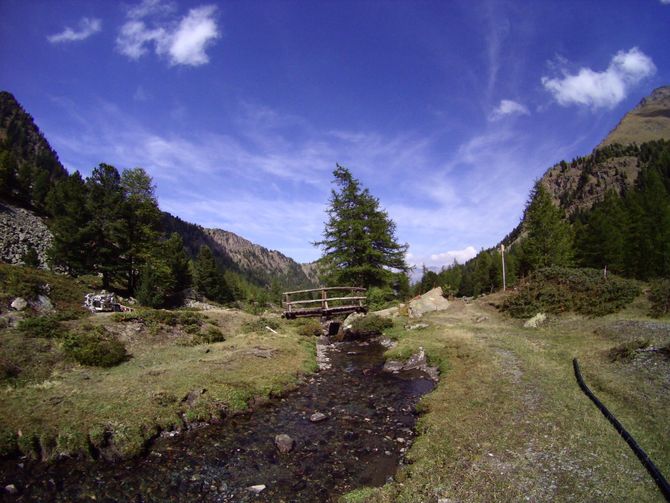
408,287 -> 450,318
0,202 -> 53,269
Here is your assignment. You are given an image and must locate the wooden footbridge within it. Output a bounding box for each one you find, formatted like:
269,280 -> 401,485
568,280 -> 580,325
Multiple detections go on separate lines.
282,287 -> 367,319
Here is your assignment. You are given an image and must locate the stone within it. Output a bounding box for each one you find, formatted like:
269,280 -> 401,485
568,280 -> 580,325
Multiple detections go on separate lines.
408,287 -> 450,318
5,484 -> 18,495
524,312 -> 547,328
342,312 -> 365,332
309,412 -> 328,423
10,297 -> 27,311
247,484 -> 266,494
382,360 -> 403,373
274,434 -> 295,453
33,294 -> 54,313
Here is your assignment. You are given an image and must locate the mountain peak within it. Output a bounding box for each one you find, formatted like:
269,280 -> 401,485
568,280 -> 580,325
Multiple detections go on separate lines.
598,84 -> 670,148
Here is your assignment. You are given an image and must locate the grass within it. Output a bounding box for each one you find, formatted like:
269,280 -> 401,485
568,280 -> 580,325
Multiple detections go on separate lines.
342,291 -> 670,502
0,270 -> 317,460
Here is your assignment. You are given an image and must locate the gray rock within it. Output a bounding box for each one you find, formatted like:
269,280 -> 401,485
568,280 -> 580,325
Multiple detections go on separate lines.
5,484 -> 18,495
407,322 -> 429,330
10,297 -> 27,311
247,484 -> 266,494
408,287 -> 450,318
274,434 -> 294,453
374,305 -> 401,319
382,360 -> 403,373
33,294 -> 53,313
309,412 -> 328,423
342,312 -> 365,331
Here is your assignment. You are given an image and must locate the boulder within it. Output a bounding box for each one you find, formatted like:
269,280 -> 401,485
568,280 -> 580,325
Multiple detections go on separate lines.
247,485 -> 266,494
10,298 -> 27,311
33,295 -> 53,313
342,312 -> 365,331
274,434 -> 295,453
408,287 -> 449,318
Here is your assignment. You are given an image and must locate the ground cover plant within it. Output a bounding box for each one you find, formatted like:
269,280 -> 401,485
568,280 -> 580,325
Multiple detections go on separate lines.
0,271 -> 317,461
343,293 -> 669,502
502,266 -> 640,318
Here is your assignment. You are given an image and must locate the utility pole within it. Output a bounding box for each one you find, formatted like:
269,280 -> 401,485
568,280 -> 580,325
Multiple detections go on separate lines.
500,243 -> 506,291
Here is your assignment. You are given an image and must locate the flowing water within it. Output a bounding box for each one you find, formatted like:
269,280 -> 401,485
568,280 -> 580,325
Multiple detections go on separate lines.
1,338 -> 435,502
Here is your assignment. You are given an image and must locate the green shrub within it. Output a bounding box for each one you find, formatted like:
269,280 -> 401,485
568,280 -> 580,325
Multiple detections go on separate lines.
295,318 -> 322,337
502,267 -> 640,318
62,326 -> 128,367
366,286 -> 395,311
16,316 -> 65,339
648,279 -> 670,318
112,309 -> 203,329
349,314 -> 393,336
194,326 -> 226,344
608,339 -> 650,362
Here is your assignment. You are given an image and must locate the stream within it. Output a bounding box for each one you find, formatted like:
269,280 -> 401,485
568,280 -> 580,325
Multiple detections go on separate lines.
1,337 -> 435,502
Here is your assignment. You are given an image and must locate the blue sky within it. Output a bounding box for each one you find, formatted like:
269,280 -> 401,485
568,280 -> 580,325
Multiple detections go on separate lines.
1,0 -> 669,268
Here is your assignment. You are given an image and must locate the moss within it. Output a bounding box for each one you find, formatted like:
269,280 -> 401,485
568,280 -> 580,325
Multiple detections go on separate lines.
340,487 -> 380,502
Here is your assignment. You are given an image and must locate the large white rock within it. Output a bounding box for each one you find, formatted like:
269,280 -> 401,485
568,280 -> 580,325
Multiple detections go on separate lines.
408,287 -> 450,318
10,297 -> 28,311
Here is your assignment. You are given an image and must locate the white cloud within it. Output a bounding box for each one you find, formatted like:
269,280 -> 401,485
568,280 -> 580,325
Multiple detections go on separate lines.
661,0 -> 670,4
48,17 -> 101,44
427,246 -> 478,267
116,2 -> 219,66
542,47 -> 656,109
488,99 -> 530,121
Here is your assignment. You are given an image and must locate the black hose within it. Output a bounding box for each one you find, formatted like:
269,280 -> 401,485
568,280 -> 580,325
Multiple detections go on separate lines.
573,358 -> 670,502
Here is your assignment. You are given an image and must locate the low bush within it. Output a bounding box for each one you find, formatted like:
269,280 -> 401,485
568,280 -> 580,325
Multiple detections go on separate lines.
194,326 -> 226,344
502,267 -> 640,318
608,339 -> 650,362
112,309 -> 203,329
349,314 -> 393,336
62,326 -> 128,367
648,279 -> 670,318
16,316 -> 65,339
295,318 -> 323,337
366,287 -> 396,311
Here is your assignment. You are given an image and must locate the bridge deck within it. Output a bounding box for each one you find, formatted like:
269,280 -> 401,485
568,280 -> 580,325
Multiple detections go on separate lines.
282,286 -> 367,319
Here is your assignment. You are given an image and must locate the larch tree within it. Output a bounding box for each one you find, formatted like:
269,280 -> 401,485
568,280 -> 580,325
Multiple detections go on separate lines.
519,182 -> 574,274
315,164 -> 408,289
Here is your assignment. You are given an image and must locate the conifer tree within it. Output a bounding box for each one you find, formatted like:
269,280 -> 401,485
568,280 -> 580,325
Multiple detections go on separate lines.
519,182 -> 573,273
194,245 -> 230,302
46,171 -> 92,275
315,164 -> 408,288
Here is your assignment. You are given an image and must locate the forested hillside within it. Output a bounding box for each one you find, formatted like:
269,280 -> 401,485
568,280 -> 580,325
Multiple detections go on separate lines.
417,87 -> 670,298
0,91 -> 316,308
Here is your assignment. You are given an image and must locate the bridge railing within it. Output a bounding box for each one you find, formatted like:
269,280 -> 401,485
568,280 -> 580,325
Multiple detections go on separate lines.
282,286 -> 367,319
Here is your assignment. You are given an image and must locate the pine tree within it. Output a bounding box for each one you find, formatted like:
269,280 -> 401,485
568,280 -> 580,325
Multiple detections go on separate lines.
519,182 -> 573,274
86,164 -> 126,289
194,245 -> 230,302
119,167 -> 161,294
315,164 -> 408,288
46,172 -> 93,275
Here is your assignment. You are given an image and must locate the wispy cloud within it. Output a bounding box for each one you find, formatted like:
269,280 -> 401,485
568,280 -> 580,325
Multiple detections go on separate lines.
488,99 -> 530,121
116,1 -> 219,66
542,47 -> 656,109
48,17 -> 101,44
45,95 -> 565,265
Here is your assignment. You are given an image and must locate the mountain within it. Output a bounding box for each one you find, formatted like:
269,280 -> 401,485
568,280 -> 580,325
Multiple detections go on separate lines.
0,90 -> 318,291
0,91 -> 67,208
538,85 -> 670,217
598,86 -> 670,148
162,213 -> 318,290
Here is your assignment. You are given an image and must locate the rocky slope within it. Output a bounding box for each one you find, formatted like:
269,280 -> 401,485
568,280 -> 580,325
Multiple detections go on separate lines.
0,201 -> 53,267
162,212 -> 317,289
539,85 -> 670,216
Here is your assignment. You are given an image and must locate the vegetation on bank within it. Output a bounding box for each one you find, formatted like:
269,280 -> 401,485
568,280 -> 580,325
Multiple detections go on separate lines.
343,293 -> 670,503
415,140 -> 670,299
0,266 -> 318,461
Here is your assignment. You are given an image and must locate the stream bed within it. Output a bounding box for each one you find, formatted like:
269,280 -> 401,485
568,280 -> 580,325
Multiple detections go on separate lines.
1,337 -> 435,502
